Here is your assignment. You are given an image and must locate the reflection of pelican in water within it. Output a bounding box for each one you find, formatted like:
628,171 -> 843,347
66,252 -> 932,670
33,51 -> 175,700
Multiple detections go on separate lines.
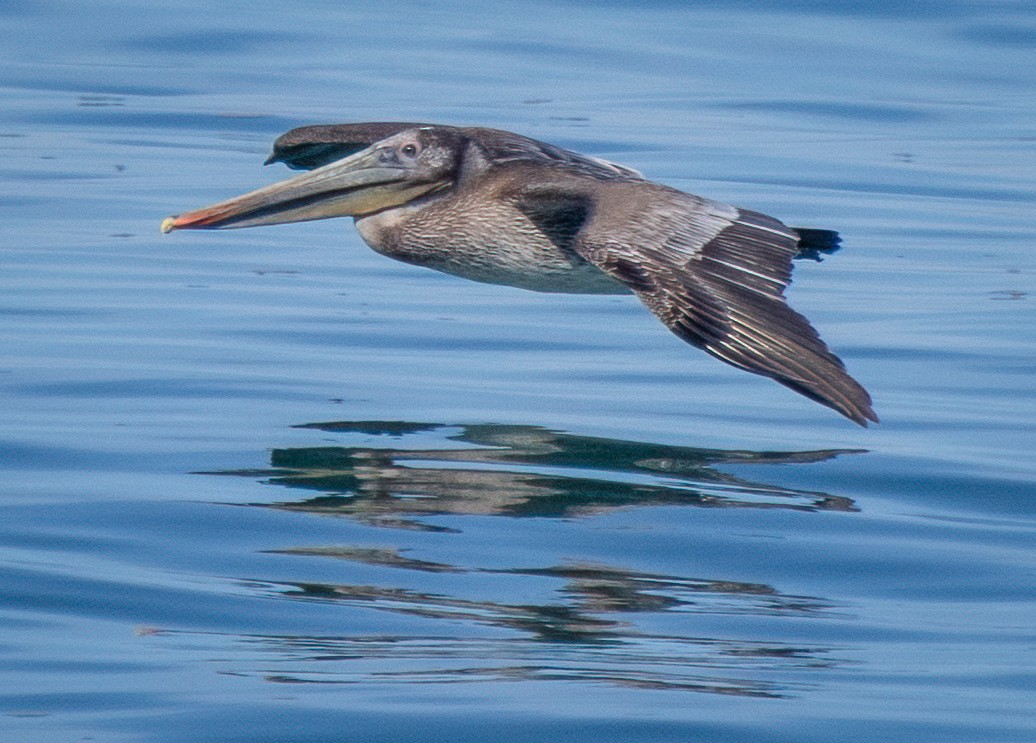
204,421 -> 860,528
164,122 -> 877,424
247,560 -> 842,698
195,422 -> 854,697
252,560 -> 840,698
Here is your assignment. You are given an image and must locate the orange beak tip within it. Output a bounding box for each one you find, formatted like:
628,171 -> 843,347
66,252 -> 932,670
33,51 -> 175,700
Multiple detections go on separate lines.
160,216 -> 178,234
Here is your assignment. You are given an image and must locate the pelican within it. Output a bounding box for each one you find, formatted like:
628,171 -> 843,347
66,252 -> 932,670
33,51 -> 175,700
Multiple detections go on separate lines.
162,122 -> 877,425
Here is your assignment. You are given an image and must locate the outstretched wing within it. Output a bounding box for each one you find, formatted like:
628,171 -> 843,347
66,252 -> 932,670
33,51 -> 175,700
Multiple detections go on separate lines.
518,176 -> 876,425
268,122 -> 647,180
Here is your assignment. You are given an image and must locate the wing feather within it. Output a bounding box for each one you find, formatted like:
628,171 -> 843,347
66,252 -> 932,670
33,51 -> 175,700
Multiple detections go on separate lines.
571,186 -> 877,425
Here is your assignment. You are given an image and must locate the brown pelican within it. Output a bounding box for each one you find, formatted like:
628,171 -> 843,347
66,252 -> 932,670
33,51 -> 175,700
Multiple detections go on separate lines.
162,122 -> 877,425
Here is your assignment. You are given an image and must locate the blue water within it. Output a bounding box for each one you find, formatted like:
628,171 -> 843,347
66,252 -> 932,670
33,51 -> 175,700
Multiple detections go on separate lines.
2,1 -> 1034,741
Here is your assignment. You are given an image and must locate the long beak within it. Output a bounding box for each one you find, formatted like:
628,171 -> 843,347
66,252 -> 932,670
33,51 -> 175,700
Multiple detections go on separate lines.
161,146 -> 440,233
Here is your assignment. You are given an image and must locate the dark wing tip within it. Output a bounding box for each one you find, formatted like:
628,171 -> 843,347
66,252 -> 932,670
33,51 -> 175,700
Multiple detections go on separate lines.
697,213 -> 876,425
579,198 -> 876,425
682,300 -> 879,427
775,360 -> 879,427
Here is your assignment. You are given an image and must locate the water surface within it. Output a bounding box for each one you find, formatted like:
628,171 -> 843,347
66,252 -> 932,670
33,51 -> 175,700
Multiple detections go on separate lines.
1,1 -> 1034,741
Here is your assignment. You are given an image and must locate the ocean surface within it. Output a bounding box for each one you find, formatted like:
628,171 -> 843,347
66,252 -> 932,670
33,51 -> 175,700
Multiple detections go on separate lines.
2,1 -> 1034,741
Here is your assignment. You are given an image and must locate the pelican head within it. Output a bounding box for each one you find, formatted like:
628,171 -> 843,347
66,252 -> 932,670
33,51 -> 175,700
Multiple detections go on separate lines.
161,126 -> 462,233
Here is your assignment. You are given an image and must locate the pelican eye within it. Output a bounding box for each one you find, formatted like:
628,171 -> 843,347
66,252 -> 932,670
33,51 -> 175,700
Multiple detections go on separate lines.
400,143 -> 420,157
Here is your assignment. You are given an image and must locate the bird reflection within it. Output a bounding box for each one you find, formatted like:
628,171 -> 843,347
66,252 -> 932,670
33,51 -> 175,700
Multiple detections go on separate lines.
206,420 -> 859,528
267,552 -> 835,620
196,421 -> 859,697
236,557 -> 842,698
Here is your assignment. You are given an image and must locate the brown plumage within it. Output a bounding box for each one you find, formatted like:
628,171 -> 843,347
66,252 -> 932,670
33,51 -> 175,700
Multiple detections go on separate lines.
163,122 -> 877,425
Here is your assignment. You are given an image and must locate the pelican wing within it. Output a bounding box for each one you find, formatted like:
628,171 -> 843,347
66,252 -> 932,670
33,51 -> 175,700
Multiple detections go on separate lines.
518,177 -> 876,424
269,122 -> 647,181
460,127 -> 645,181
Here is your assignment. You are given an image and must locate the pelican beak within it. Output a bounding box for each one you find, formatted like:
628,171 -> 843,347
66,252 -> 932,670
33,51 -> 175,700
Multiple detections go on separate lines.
161,145 -> 442,233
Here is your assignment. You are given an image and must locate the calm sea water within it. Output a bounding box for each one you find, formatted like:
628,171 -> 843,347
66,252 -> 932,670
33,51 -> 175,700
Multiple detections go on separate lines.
2,1 -> 1034,741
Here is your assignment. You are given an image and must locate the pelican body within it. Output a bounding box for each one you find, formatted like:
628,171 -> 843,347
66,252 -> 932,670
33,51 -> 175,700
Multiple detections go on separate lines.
163,122 -> 877,425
